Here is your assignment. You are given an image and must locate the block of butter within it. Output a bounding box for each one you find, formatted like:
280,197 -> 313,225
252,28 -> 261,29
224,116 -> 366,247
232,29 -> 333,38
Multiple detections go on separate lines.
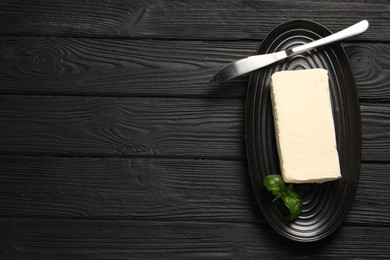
270,69 -> 341,184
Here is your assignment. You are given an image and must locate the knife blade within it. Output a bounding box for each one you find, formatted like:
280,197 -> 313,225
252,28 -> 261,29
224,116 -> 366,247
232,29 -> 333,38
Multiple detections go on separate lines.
209,51 -> 288,85
209,20 -> 369,85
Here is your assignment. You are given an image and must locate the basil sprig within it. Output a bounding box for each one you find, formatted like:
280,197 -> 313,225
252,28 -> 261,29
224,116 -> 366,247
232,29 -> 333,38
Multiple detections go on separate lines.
263,174 -> 302,221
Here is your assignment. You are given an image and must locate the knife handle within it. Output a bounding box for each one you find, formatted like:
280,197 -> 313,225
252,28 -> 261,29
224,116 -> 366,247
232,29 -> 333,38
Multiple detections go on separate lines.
288,20 -> 369,55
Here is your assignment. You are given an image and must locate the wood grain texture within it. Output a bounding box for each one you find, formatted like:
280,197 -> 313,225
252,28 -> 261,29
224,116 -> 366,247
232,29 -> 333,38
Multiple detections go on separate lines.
0,0 -> 389,41
0,0 -> 145,37
0,157 -> 257,221
345,43 -> 390,101
0,156 -> 388,226
0,37 -> 250,98
0,38 -> 389,100
0,95 -> 245,159
0,218 -> 389,259
0,95 -> 388,161
361,103 -> 390,161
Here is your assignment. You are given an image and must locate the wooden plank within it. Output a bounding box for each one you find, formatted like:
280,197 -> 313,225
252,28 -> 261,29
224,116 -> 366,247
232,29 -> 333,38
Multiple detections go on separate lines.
361,104 -> 390,161
0,0 -> 388,41
0,157 -> 255,220
349,163 -> 390,225
0,38 -> 389,100
0,96 -> 246,159
0,37 -> 249,98
0,95 -> 387,161
345,43 -> 390,102
0,156 -> 388,226
0,218 -> 389,259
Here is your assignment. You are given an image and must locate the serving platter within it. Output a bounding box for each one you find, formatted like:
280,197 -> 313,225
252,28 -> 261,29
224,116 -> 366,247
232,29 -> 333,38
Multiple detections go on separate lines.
245,20 -> 361,242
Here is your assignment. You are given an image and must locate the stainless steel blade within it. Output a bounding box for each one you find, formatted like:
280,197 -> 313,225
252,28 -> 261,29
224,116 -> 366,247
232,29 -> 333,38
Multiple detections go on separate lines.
209,51 -> 287,85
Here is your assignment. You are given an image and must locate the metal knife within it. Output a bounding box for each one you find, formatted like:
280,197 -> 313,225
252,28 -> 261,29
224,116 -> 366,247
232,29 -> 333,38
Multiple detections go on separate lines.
209,20 -> 369,85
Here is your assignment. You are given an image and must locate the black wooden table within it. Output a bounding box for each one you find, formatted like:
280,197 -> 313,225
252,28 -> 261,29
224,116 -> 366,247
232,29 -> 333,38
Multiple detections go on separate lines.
0,1 -> 389,259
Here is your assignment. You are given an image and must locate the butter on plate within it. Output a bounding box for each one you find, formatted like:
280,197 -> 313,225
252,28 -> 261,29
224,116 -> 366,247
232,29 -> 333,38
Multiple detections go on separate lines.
270,69 -> 341,184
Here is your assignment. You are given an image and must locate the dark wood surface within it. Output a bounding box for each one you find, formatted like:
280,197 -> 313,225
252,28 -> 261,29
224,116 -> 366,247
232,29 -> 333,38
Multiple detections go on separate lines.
0,1 -> 389,259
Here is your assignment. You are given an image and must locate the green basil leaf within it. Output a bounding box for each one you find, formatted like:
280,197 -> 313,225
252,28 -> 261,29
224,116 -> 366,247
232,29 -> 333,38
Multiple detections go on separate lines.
263,174 -> 303,221
282,194 -> 303,221
284,188 -> 301,200
263,174 -> 285,197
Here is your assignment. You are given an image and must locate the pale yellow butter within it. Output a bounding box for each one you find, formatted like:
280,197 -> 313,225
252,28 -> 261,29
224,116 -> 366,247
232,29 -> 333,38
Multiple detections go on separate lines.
270,69 -> 341,184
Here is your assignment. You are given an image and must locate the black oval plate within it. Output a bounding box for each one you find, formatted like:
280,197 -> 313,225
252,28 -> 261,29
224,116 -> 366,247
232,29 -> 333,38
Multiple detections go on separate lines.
245,20 -> 361,242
